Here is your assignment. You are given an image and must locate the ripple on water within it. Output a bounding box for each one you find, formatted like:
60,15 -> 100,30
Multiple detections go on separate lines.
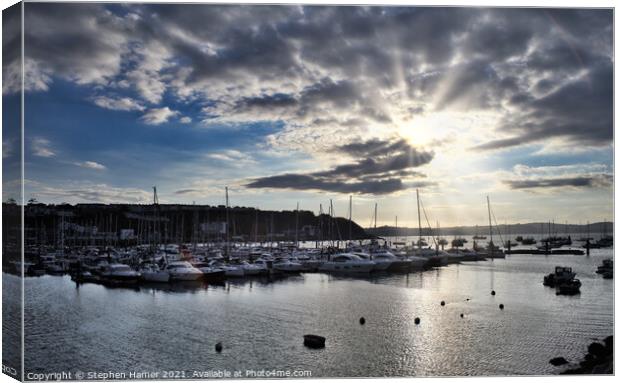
14,251 -> 615,377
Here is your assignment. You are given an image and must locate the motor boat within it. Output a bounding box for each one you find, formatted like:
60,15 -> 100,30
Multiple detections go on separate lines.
556,279 -> 581,295
191,261 -> 226,281
372,250 -> 412,272
240,261 -> 267,276
273,258 -> 304,272
139,263 -> 170,283
164,261 -> 204,281
543,266 -> 576,287
318,253 -> 375,273
100,264 -> 141,285
596,259 -> 613,274
220,263 -> 245,278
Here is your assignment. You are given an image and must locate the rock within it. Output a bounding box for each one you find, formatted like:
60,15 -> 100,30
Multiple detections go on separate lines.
440,301 -> 445,306
588,342 -> 607,358
604,336 -> 613,352
359,317 -> 366,325
550,357 -> 569,366
303,334 -> 326,349
460,313 -> 464,318
414,317 -> 420,325
491,290 -> 496,296
215,342 -> 223,353
499,304 -> 504,310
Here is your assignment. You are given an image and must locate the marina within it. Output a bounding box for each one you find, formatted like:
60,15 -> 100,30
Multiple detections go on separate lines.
4,247 -> 612,377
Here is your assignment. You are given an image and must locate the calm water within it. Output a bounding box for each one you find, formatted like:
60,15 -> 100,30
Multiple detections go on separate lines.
6,249 -> 614,378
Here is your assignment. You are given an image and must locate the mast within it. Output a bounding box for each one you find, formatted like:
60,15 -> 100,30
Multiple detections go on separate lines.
295,202 -> 299,246
348,195 -> 352,240
487,195 -> 493,245
374,203 -> 378,229
254,209 -> 258,244
225,186 -> 230,260
416,189 -> 422,247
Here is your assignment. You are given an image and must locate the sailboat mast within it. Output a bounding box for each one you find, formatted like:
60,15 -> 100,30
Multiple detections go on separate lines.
416,189 -> 422,245
295,202 -> 299,246
374,203 -> 378,229
487,195 -> 493,244
348,195 -> 352,240
225,186 -> 230,259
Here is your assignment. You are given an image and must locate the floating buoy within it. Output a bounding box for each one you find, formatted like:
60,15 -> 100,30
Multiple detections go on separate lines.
440,301 -> 445,306
215,342 -> 223,352
359,317 -> 366,325
491,290 -> 496,296
303,334 -> 326,349
460,313 -> 464,318
414,317 -> 420,325
499,304 -> 504,310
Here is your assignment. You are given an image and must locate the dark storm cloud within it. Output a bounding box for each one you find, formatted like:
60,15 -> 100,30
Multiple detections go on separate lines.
246,174 -> 407,194
476,60 -> 613,150
503,174 -> 612,190
246,138 -> 434,194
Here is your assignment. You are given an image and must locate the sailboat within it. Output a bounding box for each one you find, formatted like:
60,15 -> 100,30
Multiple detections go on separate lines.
476,196 -> 505,259
411,189 -> 446,266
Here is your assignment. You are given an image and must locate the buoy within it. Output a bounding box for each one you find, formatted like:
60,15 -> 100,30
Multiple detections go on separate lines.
491,290 -> 496,296
440,300 -> 445,306
215,342 -> 223,352
359,317 -> 366,325
414,317 -> 420,325
499,304 -> 504,310
460,313 -> 464,318
303,334 -> 326,349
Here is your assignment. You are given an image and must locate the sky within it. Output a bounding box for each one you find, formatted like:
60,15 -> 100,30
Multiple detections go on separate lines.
1,3 -> 614,227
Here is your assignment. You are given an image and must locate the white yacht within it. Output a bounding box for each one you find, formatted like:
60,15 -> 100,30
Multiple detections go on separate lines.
371,250 -> 412,271
240,261 -> 267,275
100,264 -> 141,284
192,261 -> 226,280
164,261 -> 203,281
220,263 -> 245,277
273,258 -> 304,272
139,263 -> 170,283
319,253 -> 375,273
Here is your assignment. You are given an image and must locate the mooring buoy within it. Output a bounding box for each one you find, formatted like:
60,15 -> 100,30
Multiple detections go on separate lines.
359,317 -> 366,325
303,334 -> 326,349
215,342 -> 223,352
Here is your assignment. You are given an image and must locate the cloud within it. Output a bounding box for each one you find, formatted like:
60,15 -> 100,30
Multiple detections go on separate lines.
31,137 -> 55,158
74,161 -> 107,170
246,137 -> 433,194
504,175 -> 612,190
502,163 -> 612,191
27,181 -> 151,204
206,150 -> 256,165
92,95 -> 145,111
140,107 -> 179,125
11,4 -> 614,191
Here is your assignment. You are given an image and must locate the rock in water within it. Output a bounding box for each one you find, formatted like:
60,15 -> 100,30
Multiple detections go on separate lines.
550,357 -> 569,366
499,304 -> 504,310
414,317 -> 420,325
359,317 -> 366,325
440,301 -> 445,306
491,290 -> 496,296
215,342 -> 223,353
